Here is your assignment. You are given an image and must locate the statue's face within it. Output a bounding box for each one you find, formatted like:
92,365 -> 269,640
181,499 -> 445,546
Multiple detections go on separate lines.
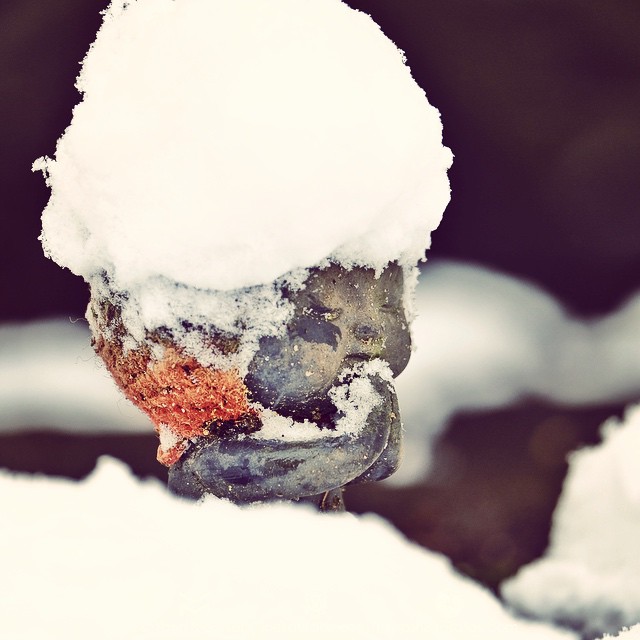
94,261 -> 412,500
168,262 -> 412,501
245,262 -> 411,424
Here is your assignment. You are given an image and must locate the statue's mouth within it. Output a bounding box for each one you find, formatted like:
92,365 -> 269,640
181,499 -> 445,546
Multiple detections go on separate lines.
167,371 -> 402,502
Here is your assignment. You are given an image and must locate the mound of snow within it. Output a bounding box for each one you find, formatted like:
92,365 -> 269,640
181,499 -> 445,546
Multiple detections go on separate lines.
502,405 -> 640,638
0,457 -> 574,640
37,0 -> 451,294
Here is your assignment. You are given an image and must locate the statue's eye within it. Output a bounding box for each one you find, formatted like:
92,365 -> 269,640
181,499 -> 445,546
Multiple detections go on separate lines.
306,297 -> 342,322
380,299 -> 401,313
312,306 -> 342,322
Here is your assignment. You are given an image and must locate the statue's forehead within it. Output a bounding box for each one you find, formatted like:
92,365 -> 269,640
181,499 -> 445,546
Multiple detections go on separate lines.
300,263 -> 403,296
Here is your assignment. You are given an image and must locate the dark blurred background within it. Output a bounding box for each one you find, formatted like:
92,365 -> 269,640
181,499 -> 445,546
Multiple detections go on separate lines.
2,0 -> 640,321
1,0 -> 639,591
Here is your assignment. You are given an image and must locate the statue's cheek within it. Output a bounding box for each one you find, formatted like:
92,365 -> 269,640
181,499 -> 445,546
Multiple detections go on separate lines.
383,319 -> 412,376
245,335 -> 341,411
291,315 -> 342,349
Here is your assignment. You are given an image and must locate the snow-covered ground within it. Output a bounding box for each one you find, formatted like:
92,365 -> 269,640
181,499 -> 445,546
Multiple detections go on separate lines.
604,628 -> 640,640
0,456 -> 576,640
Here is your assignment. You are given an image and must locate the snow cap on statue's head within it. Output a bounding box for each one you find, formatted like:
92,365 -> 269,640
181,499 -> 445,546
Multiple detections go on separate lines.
37,0 -> 452,295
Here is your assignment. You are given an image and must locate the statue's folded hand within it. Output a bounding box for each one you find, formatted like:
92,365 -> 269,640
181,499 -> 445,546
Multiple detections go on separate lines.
169,374 -> 400,502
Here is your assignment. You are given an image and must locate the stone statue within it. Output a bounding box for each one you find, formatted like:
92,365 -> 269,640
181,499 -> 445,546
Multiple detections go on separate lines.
34,0 -> 451,512
89,262 -> 411,510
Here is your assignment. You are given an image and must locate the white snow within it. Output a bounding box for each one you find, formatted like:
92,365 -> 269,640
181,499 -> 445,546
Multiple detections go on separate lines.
253,359 -> 390,442
0,456 -> 575,640
602,627 -> 640,640
329,359 -> 392,435
37,0 -> 451,298
250,408 -> 322,442
502,405 -> 640,638
87,272 -> 294,377
156,422 -> 182,451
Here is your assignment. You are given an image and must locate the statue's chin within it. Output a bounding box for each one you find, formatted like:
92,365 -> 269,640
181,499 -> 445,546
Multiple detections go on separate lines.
167,374 -> 402,502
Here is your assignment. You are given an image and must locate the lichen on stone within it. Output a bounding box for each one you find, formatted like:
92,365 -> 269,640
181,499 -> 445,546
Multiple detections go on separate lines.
89,292 -> 257,466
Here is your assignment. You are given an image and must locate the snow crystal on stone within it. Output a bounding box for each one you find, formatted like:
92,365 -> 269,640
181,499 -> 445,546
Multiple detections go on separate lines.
252,408 -> 325,442
251,359 -> 390,441
87,271 -> 294,376
502,404 -> 640,639
157,422 -> 181,451
329,359 -> 392,435
37,0 -> 451,299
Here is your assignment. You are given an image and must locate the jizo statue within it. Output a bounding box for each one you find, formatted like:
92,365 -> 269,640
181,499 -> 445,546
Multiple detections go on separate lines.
89,262 -> 411,510
36,3 -> 451,512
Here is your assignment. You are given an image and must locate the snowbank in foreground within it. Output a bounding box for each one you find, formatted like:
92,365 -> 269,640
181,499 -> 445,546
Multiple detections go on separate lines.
0,457 -> 574,640
502,405 -> 640,638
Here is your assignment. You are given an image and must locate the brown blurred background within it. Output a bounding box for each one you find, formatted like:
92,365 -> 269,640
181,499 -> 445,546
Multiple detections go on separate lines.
1,0 -> 639,591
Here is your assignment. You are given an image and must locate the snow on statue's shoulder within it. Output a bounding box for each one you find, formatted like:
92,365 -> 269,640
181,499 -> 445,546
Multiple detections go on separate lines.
37,0 -> 451,295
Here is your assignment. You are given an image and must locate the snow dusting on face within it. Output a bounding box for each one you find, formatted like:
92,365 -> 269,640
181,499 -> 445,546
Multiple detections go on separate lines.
329,359 -> 393,436
252,358 -> 391,441
36,0 -> 451,295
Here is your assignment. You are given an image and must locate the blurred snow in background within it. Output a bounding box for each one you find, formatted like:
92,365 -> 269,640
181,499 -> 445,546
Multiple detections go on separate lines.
0,319 -> 150,433
4,259 -> 640,474
396,261 -> 640,483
